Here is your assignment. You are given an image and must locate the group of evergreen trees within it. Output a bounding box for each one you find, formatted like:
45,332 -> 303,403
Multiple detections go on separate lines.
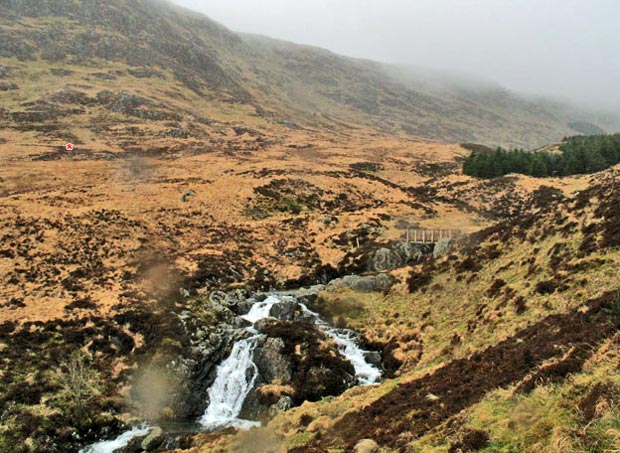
463,134 -> 620,179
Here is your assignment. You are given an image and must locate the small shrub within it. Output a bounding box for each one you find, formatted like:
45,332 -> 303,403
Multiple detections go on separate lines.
535,280 -> 558,295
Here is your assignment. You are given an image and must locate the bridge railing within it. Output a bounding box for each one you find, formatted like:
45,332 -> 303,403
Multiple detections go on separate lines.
403,229 -> 462,244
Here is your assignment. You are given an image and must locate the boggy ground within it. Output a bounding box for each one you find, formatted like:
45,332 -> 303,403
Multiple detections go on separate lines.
0,133 -> 587,326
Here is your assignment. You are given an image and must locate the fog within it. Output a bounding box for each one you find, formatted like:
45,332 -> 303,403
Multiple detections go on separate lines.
172,0 -> 620,112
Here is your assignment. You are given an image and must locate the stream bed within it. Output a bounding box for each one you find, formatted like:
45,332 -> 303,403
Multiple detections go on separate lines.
82,292 -> 382,452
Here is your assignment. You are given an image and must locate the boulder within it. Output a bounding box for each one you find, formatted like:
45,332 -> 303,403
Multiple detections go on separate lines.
269,300 -> 300,320
363,351 -> 383,368
204,292 -> 237,320
354,439 -> 379,453
366,242 -> 433,271
433,238 -> 452,259
141,426 -> 164,451
268,396 -> 293,418
253,337 -> 291,382
278,285 -> 325,306
327,274 -> 392,293
118,434 -> 148,453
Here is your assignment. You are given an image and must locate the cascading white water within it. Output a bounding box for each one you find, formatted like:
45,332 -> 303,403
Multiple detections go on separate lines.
298,302 -> 382,385
80,425 -> 152,453
198,335 -> 261,430
323,328 -> 383,384
197,295 -> 281,430
241,295 -> 280,324
84,292 -> 382,451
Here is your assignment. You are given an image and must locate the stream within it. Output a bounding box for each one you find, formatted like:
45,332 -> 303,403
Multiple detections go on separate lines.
82,293 -> 382,452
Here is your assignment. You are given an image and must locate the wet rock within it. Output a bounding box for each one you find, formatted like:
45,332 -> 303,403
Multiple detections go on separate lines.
233,299 -> 255,316
155,314 -> 240,419
269,299 -> 300,320
253,337 -> 291,382
433,238 -> 453,258
141,426 -> 164,451
363,351 -> 383,368
354,439 -> 379,453
119,434 -> 149,453
326,274 -> 393,293
253,318 -> 273,332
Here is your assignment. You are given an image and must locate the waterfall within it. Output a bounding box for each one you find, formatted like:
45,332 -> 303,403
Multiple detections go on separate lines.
198,335 -> 261,430
84,292 -> 382,451
197,295 -> 281,430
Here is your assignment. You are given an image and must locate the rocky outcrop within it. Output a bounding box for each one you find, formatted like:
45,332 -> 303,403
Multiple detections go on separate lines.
367,242 -> 433,271
118,426 -> 171,453
146,323 -> 239,420
326,273 -> 393,293
340,241 -> 434,274
433,238 -> 453,258
253,337 -> 291,382
254,320 -> 356,405
131,302 -> 249,420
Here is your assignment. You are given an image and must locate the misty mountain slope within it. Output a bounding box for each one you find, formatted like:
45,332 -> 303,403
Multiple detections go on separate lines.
0,0 -> 610,150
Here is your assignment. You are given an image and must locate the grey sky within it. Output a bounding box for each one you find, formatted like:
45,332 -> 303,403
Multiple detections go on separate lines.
172,0 -> 620,112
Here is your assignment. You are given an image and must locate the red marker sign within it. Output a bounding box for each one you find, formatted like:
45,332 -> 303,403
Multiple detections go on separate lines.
65,143 -> 74,152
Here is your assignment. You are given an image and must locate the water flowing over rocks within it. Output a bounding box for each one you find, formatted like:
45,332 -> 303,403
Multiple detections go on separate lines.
84,286 -> 383,451
81,426 -> 152,453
